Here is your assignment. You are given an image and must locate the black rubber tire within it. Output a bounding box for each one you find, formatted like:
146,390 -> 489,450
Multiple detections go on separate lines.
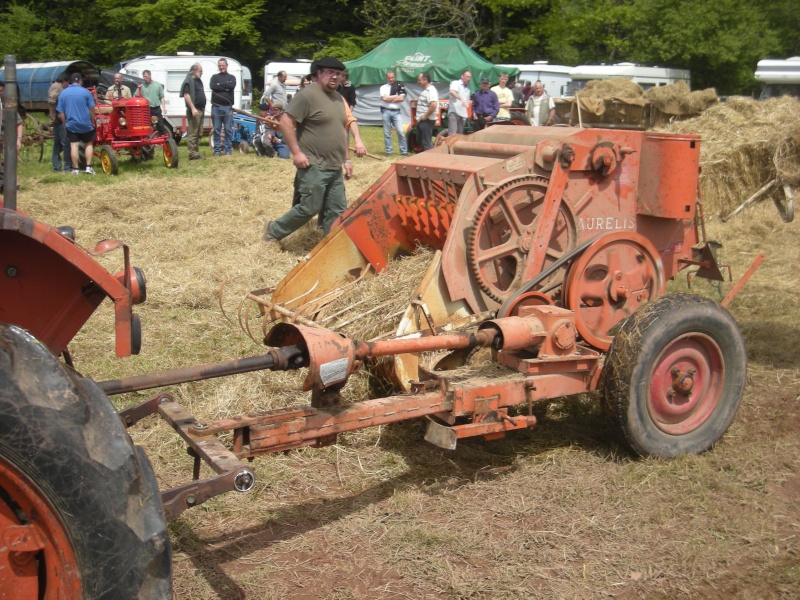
0,324 -> 172,598
163,137 -> 179,169
406,129 -> 422,154
601,294 -> 747,458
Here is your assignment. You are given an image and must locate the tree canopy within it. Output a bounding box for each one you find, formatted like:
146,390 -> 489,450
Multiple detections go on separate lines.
0,0 -> 797,94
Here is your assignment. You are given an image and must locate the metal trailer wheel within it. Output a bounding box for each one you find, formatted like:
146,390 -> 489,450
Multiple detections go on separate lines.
601,294 -> 747,458
99,145 -> 118,175
163,137 -> 179,169
0,324 -> 172,598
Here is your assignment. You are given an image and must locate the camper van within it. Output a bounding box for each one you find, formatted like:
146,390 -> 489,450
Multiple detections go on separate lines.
498,61 -> 573,96
566,63 -> 691,95
755,57 -> 800,100
121,54 -> 250,135
263,61 -> 312,99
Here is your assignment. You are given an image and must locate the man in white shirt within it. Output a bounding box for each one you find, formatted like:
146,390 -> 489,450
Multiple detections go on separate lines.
379,71 -> 408,156
491,72 -> 514,121
447,69 -> 471,135
415,71 -> 438,151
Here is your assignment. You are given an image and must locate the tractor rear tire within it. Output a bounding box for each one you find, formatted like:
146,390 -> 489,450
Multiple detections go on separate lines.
163,138 -> 179,169
0,324 -> 172,599
601,294 -> 747,458
99,145 -> 118,175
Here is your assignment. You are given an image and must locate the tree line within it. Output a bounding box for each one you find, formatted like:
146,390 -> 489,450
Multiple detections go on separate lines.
1,0 -> 797,95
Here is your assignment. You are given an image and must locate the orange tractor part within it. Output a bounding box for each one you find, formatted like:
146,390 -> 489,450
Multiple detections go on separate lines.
267,126 -> 742,387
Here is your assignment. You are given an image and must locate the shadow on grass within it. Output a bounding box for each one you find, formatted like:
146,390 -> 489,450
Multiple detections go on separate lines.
170,394 -> 627,599
739,319 -> 800,369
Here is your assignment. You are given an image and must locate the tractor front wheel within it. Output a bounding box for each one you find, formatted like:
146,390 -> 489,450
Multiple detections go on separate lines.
163,138 -> 179,169
601,294 -> 747,458
0,324 -> 172,598
99,145 -> 118,175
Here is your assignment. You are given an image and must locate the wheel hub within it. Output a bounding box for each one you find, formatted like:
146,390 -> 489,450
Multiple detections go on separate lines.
648,334 -> 723,435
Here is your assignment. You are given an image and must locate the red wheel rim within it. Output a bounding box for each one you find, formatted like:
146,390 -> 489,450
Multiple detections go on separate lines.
648,333 -> 724,435
565,232 -> 663,350
0,458 -> 82,598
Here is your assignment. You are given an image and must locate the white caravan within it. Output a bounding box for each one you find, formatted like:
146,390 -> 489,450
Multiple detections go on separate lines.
262,61 -> 312,99
755,57 -> 800,100
121,54 -> 250,134
566,63 -> 691,95
498,61 -> 573,96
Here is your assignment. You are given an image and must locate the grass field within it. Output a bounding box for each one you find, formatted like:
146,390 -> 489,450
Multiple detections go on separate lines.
9,125 -> 800,599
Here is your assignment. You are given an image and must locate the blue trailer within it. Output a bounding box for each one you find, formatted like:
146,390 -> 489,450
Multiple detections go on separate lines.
0,61 -> 100,112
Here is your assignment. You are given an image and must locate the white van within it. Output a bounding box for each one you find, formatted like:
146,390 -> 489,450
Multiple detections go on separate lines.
121,54 -> 250,135
566,63 -> 691,95
263,61 -> 312,98
498,61 -> 573,96
755,57 -> 800,100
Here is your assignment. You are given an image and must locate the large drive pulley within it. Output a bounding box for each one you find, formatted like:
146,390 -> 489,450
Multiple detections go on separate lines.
564,232 -> 664,350
467,175 -> 576,303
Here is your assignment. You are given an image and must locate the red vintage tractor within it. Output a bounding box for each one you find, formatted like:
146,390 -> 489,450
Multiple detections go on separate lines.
91,89 -> 179,175
0,59 -> 764,598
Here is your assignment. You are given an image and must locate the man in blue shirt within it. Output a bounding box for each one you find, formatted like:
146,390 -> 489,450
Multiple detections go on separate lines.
56,73 -> 97,175
471,77 -> 499,131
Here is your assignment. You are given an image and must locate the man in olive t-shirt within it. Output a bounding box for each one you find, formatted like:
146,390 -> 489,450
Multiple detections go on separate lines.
264,57 -> 351,241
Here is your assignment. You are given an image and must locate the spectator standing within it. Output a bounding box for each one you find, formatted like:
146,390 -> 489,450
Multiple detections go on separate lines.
471,77 -> 499,131
337,71 -> 356,108
0,82 -> 25,191
415,72 -> 438,151
105,72 -> 131,103
447,69 -> 472,135
491,72 -> 513,121
522,80 -> 534,101
263,57 -> 352,242
210,58 -> 236,156
181,63 -> 206,161
263,71 -> 288,107
56,73 -> 97,175
379,71 -> 408,157
511,81 -> 525,109
141,69 -> 166,134
48,74 -> 70,172
526,81 -> 556,126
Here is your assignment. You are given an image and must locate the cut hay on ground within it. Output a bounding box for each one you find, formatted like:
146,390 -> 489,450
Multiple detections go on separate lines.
657,96 -> 800,215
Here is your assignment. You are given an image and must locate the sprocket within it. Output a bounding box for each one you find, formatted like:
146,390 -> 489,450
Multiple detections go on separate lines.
467,175 -> 576,303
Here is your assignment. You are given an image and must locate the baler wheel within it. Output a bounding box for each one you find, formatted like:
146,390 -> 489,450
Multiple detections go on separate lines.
99,145 -> 118,175
564,232 -> 663,350
163,137 -> 179,169
467,175 -> 576,303
0,324 -> 172,598
601,294 -> 747,457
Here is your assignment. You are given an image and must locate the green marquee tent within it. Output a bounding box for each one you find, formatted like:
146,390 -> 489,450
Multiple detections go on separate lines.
345,37 -> 518,90
344,38 -> 519,126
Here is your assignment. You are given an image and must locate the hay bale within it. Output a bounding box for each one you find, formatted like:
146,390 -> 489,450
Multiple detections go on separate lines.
581,78 -> 644,99
644,81 -> 719,115
657,96 -> 800,214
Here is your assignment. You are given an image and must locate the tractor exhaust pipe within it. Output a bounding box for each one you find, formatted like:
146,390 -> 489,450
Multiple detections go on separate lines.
2,55 -> 18,210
